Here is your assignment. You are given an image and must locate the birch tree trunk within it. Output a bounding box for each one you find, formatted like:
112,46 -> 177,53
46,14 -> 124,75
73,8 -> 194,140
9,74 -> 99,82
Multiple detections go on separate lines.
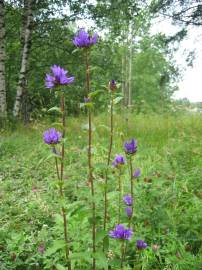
128,24 -> 133,108
121,47 -> 126,110
0,0 -> 7,118
13,0 -> 33,118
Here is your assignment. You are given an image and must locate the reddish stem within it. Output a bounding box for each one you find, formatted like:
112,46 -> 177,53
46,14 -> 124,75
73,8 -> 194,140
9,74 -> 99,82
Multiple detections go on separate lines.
86,49 -> 96,270
58,94 -> 71,270
104,92 -> 114,231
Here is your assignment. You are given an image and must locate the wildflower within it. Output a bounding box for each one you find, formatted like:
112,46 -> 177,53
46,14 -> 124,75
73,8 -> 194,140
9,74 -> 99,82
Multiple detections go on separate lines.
43,128 -> 62,145
109,224 -> 133,240
133,168 -> 141,178
123,194 -> 133,206
84,97 -> 91,103
38,245 -> 45,254
45,65 -> 74,89
109,80 -> 116,91
124,139 -> 137,155
112,154 -> 125,167
73,28 -> 98,48
152,244 -> 159,252
176,251 -> 182,259
32,186 -> 37,193
136,240 -> 147,250
125,207 -> 132,218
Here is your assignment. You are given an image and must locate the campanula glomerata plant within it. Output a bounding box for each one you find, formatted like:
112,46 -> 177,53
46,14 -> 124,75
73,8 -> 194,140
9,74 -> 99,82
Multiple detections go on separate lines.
104,79 -> 117,233
43,64 -> 74,270
73,28 -> 98,270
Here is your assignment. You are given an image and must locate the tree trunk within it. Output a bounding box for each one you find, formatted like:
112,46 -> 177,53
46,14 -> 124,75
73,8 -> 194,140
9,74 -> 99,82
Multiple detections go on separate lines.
13,0 -> 33,118
121,47 -> 126,110
128,24 -> 133,109
0,0 -> 7,118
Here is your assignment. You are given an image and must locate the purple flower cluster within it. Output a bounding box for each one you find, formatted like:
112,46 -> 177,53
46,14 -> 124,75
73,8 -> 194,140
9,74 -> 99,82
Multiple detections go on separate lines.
124,139 -> 137,155
136,240 -> 147,250
125,207 -> 132,218
73,28 -> 98,48
109,224 -> 133,240
45,65 -> 74,89
123,194 -> 133,206
123,195 -> 133,218
112,154 -> 125,167
109,79 -> 116,91
84,97 -> 91,103
43,128 -> 62,145
133,168 -> 141,178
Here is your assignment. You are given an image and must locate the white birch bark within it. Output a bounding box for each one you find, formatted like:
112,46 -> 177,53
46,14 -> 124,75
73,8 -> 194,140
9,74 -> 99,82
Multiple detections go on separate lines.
13,0 -> 33,117
128,24 -> 133,108
121,47 -> 126,110
0,0 -> 7,117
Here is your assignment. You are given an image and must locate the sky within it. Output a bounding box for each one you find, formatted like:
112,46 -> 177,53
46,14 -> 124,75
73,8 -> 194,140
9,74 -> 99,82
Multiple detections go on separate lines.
151,18 -> 202,102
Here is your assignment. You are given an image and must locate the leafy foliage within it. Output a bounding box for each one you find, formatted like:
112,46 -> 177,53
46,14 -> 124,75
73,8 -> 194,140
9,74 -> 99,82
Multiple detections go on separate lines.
0,113 -> 201,269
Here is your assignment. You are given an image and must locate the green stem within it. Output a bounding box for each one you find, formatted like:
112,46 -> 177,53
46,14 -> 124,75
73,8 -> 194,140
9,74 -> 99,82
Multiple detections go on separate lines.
120,241 -> 125,269
118,168 -> 122,223
104,92 -> 114,231
86,49 -> 96,270
59,93 -> 71,270
129,156 -> 133,227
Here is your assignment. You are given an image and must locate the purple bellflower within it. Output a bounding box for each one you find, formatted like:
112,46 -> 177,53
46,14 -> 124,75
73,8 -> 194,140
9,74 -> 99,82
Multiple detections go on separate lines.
124,139 -> 137,155
136,240 -> 148,250
133,168 -> 141,178
43,128 -> 62,145
123,194 -> 133,206
73,28 -> 98,48
125,207 -> 132,218
112,154 -> 125,167
45,65 -> 74,89
109,224 -> 133,240
84,97 -> 91,103
109,80 -> 116,91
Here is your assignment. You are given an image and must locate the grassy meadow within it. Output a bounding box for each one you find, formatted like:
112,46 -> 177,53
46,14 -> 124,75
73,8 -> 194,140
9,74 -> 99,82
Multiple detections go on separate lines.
0,113 -> 202,270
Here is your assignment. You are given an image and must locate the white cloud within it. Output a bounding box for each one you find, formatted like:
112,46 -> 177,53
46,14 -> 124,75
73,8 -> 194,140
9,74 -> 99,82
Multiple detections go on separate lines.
151,17 -> 202,102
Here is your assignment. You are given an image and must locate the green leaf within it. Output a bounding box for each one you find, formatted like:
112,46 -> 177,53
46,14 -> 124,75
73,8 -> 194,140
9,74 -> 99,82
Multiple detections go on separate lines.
48,106 -> 62,113
54,214 -> 63,225
72,48 -> 79,54
96,230 -> 107,243
93,251 -> 108,269
56,264 -> 66,270
114,96 -> 123,104
80,103 -> 85,108
45,240 -> 65,257
51,122 -> 63,129
95,162 -> 109,171
81,123 -> 96,131
70,252 -> 91,263
37,153 -> 54,168
103,236 -> 109,252
88,90 -> 104,98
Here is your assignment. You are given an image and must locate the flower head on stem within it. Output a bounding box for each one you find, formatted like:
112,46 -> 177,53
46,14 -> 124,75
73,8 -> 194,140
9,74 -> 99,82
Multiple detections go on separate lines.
123,194 -> 133,206
43,128 -> 62,145
45,65 -> 74,89
112,154 -> 125,168
133,168 -> 141,178
109,224 -> 133,240
73,28 -> 98,48
124,139 -> 137,155
109,79 -> 116,91
125,207 -> 133,218
136,240 -> 148,250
